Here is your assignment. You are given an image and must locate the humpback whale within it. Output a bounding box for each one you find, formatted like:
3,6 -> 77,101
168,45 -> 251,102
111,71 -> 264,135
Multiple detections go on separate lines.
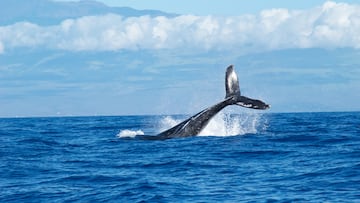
144,65 -> 269,140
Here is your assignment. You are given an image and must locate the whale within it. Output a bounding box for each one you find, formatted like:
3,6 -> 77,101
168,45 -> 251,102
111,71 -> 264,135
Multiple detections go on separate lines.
141,65 -> 269,140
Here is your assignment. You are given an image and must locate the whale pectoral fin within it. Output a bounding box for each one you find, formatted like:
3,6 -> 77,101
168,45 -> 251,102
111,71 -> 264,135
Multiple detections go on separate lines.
236,96 -> 270,110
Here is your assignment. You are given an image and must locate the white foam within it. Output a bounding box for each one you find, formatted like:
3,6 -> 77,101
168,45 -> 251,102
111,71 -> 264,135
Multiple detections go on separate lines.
117,129 -> 144,138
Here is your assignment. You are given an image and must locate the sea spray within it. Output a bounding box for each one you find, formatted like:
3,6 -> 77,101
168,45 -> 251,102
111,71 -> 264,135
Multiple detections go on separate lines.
156,112 -> 263,137
117,112 -> 264,138
157,116 -> 183,132
199,111 -> 261,136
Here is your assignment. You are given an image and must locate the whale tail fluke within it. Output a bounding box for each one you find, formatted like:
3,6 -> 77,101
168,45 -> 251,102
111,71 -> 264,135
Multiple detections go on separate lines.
154,64 -> 269,139
225,65 -> 270,110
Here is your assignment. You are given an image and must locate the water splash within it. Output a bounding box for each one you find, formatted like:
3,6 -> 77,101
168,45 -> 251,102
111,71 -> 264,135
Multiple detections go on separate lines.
117,129 -> 144,138
157,112 -> 263,137
200,111 -> 261,136
117,112 -> 264,138
157,116 -> 183,132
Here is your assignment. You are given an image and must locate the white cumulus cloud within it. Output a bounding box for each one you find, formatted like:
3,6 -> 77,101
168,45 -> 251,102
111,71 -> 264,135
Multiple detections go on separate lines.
1,1 -> 360,54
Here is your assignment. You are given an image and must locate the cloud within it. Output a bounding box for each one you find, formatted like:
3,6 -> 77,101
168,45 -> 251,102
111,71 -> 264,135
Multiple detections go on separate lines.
1,1 -> 360,53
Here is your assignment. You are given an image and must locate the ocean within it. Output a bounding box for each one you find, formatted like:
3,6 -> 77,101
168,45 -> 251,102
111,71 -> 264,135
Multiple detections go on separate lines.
0,112 -> 359,202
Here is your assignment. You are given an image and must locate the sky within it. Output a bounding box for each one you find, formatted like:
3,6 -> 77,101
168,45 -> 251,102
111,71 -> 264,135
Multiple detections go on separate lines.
1,0 -> 360,117
57,0 -> 360,15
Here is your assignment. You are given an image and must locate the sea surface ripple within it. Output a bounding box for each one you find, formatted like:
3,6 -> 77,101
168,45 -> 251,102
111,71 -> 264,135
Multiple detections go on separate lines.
1,112 -> 359,202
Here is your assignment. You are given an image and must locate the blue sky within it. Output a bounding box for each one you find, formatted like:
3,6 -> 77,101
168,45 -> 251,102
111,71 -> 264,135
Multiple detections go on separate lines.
1,0 -> 360,117
58,0 -> 359,15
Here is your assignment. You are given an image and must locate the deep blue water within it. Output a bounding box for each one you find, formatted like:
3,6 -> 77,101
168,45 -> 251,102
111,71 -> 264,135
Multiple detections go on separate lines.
1,112 -> 359,202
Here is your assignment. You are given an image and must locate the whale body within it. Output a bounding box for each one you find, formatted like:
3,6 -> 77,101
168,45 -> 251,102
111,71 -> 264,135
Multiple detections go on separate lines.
141,65 -> 269,140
